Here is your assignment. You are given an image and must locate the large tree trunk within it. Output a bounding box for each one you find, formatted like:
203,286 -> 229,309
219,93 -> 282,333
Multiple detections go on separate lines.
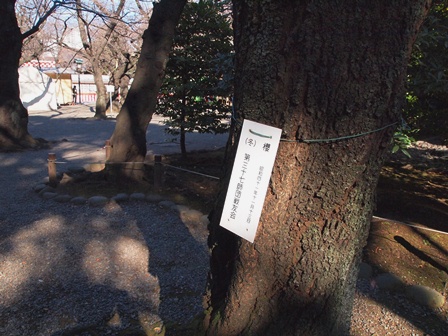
92,59 -> 108,119
0,0 -> 38,151
204,1 -> 430,335
107,0 -> 187,179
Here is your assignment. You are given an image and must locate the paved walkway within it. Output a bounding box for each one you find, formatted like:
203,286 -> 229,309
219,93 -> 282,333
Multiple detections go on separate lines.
28,103 -> 228,167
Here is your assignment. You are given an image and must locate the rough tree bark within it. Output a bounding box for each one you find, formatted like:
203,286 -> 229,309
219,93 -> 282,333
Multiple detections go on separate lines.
204,1 -> 431,335
107,0 -> 187,179
110,54 -> 137,109
0,0 -> 39,150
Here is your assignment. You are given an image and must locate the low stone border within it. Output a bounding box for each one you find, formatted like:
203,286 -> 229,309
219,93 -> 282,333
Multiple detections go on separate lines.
358,262 -> 446,309
32,183 -> 210,227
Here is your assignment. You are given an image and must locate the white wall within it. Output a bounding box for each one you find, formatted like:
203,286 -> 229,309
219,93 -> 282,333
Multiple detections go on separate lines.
19,67 -> 58,111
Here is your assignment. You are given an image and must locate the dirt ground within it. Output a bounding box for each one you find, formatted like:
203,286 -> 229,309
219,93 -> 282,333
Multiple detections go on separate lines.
372,143 -> 448,294
57,140 -> 448,335
160,143 -> 448,334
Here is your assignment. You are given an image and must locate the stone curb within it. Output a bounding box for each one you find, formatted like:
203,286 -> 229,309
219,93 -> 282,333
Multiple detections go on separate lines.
359,262 -> 446,309
33,182 -> 209,223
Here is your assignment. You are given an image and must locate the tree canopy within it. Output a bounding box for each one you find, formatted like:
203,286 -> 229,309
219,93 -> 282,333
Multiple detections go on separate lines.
156,0 -> 233,156
406,1 -> 448,142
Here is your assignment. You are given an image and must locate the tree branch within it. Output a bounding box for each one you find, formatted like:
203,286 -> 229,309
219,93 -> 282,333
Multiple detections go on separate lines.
134,0 -> 151,21
21,1 -> 61,40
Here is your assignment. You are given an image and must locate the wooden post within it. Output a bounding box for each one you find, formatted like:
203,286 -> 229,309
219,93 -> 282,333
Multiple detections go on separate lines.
154,154 -> 163,189
105,140 -> 111,161
48,153 -> 57,187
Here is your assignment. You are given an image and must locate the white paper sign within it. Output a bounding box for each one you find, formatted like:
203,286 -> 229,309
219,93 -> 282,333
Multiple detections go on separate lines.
220,119 -> 282,243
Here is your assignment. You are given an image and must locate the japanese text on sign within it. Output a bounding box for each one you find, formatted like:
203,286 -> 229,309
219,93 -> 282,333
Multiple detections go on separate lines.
220,119 -> 281,243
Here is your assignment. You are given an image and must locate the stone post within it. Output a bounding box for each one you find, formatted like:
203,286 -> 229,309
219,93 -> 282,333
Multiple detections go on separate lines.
154,154 -> 164,190
105,140 -> 111,161
48,153 -> 57,187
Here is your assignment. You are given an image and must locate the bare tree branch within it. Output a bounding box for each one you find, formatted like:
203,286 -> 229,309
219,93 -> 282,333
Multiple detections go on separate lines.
134,0 -> 151,21
21,1 -> 61,40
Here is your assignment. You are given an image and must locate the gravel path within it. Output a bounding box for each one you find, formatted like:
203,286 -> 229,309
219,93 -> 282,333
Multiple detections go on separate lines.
0,105 -> 446,335
0,197 -> 209,335
0,106 -> 216,335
